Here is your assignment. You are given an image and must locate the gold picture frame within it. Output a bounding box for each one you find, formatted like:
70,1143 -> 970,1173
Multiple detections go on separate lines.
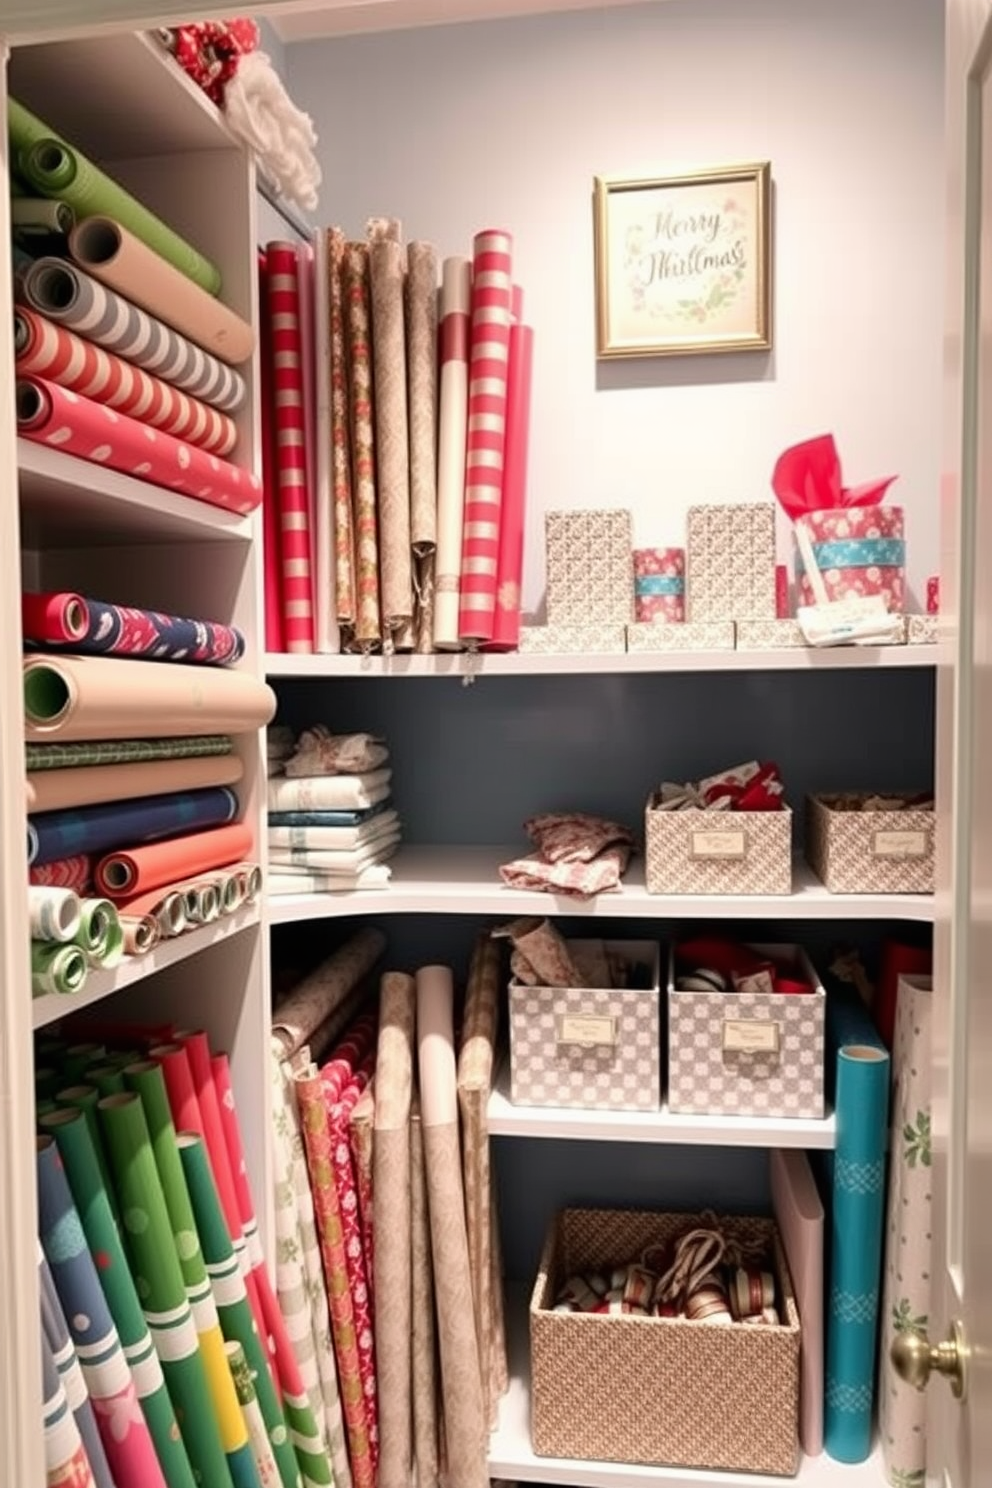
593,162 -> 772,359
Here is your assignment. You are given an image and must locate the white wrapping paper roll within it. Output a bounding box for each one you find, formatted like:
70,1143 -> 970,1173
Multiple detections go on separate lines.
433,258 -> 471,650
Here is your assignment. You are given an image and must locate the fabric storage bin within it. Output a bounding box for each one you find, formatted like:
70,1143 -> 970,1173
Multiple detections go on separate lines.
509,940 -> 660,1111
545,509 -> 634,625
667,942 -> 826,1119
686,502 -> 777,622
795,504 -> 905,612
806,792 -> 934,893
530,1207 -> 801,1475
645,797 -> 792,896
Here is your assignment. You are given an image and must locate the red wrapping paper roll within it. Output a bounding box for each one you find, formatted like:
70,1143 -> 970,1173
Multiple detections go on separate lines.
258,251 -> 285,653
266,242 -> 315,652
94,821 -> 252,899
488,320 -> 534,650
17,376 -> 261,515
29,852 -> 91,890
22,591 -> 88,643
15,306 -> 237,456
458,230 -> 513,644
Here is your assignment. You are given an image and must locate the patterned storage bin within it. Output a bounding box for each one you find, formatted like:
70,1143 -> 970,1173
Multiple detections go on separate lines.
545,509 -> 634,626
805,793 -> 934,894
667,942 -> 826,1119
508,940 -> 660,1112
645,798 -> 792,896
686,503 -> 777,622
530,1207 -> 801,1474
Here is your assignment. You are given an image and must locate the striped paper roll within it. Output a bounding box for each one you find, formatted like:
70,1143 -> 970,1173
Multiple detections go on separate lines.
227,1340 -> 281,1488
369,237 -> 413,642
19,257 -> 246,412
36,1136 -> 170,1488
312,227 -> 341,654
39,1247 -> 115,1488
41,1329 -> 98,1488
259,250 -> 285,654
267,242 -> 315,652
433,257 -> 471,649
342,242 -> 382,648
15,307 -> 238,455
327,228 -> 355,630
489,317 -> 534,650
459,230 -> 513,644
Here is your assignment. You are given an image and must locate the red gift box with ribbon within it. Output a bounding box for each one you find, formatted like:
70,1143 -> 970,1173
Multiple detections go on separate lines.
772,434 -> 904,612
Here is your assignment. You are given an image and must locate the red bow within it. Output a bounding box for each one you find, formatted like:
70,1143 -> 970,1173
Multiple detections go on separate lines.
771,433 -> 896,524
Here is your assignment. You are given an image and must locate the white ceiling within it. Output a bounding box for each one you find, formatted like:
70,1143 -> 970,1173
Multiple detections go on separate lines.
270,0 -> 656,42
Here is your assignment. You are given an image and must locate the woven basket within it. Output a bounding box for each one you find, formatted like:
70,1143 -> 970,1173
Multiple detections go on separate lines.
645,798 -> 793,896
806,792 -> 934,893
530,1208 -> 800,1475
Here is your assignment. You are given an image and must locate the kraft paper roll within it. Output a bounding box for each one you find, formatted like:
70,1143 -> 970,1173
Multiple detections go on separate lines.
312,228 -> 339,654
327,228 -> 355,629
370,238 -> 413,640
68,218 -> 250,361
121,913 -> 161,955
488,322 -> 534,652
32,940 -> 87,997
39,1248 -> 115,1488
97,1093 -> 236,1488
406,242 -> 439,555
433,257 -> 471,650
28,753 -> 244,812
29,884 -> 82,941
416,965 -> 489,1488
267,241 -> 315,653
28,736 -> 234,771
228,1340 -> 282,1488
17,377 -> 261,516
9,99 -> 222,294
272,927 -> 386,1056
96,821 -> 252,899
11,196 -> 73,232
30,785 -> 239,865
41,1107 -> 197,1488
19,257 -> 246,412
23,591 -> 246,665
40,1329 -> 98,1488
24,652 -> 276,741
410,1097 -> 440,1488
342,242 -> 382,648
37,1135 -> 170,1488
15,307 -> 238,455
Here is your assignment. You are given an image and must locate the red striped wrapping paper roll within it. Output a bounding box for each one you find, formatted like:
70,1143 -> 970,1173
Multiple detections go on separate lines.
433,256 -> 472,650
17,376 -> 261,514
458,230 -> 513,644
15,307 -> 238,456
30,852 -> 92,891
488,314 -> 534,651
266,241 -> 315,652
258,250 -> 285,653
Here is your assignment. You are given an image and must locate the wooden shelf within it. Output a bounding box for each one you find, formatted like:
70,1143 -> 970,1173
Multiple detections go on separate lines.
265,845 -> 935,924
489,1286 -> 883,1487
266,643 -> 940,679
487,1063 -> 836,1150
31,907 -> 259,1031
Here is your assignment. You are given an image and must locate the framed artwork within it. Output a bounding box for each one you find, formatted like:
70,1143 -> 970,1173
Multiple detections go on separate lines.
593,162 -> 771,359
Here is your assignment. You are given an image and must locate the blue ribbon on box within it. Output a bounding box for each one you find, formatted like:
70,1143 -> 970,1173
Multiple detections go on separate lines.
634,574 -> 685,596
802,537 -> 905,572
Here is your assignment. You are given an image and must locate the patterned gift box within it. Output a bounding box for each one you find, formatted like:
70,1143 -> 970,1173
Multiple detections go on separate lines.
645,798 -> 793,896
633,547 -> 685,623
509,940 -> 660,1112
736,619 -> 807,650
626,620 -> 735,653
519,623 -> 626,655
907,613 -> 938,645
529,1207 -> 801,1474
805,792 -> 934,894
667,942 -> 826,1120
795,504 -> 905,612
686,503 -> 777,621
545,509 -> 634,625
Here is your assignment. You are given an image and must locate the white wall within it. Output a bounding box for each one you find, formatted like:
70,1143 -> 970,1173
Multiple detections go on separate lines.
287,0 -> 944,611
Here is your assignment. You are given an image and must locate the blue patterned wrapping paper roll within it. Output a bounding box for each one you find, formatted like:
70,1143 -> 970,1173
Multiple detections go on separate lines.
824,988 -> 891,1464
23,592 -> 246,667
39,1245 -> 115,1488
29,785 -> 239,865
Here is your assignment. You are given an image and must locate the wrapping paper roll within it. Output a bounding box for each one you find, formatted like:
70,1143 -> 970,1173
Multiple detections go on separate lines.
24,652 -> 276,741
29,884 -> 82,941
11,195 -> 74,232
328,228 -> 355,629
272,927 -> 386,1055
824,991 -> 890,1464
406,241 -> 438,651
342,241 -> 382,647
31,853 -> 92,891
28,736 -> 234,771
228,1340 -> 282,1488
39,1248 -> 115,1488
69,217 -> 250,362
370,238 -> 413,641
416,965 -> 489,1487
32,940 -> 87,996
30,785 -> 239,866
23,590 -> 246,664
312,228 -> 340,653
267,241 -> 315,652
9,99 -> 221,294
18,257 -> 246,411
633,547 -> 685,624
41,1329 -> 98,1488
433,256 -> 471,650
459,231 -> 513,645
41,1107 -> 197,1488
28,753 -> 243,813
97,1094 -> 235,1488
489,320 -> 534,651
95,821 -> 252,899
410,1096 -> 440,1488
350,1084 -> 375,1283
259,251 -> 285,654
36,1135 -> 170,1488
17,376 -> 261,515
298,241 -> 318,566
85,1065 -> 127,1098
15,307 -> 238,455
74,897 -> 123,969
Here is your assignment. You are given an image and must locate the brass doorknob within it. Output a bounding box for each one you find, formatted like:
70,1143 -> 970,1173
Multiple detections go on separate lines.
891,1320 -> 969,1401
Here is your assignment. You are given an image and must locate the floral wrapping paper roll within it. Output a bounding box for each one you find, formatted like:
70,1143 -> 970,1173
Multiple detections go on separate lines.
796,505 -> 905,612
633,547 -> 685,623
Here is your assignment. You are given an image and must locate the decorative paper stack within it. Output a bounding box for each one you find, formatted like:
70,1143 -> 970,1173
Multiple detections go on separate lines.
266,724 -> 400,894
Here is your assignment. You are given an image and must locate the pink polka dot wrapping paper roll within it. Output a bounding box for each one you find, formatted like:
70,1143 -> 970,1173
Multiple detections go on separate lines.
633,547 -> 685,623
266,242 -> 315,652
795,504 -> 905,612
459,230 -> 513,645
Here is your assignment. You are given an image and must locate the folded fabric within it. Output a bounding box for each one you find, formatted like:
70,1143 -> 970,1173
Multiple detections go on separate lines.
268,810 -> 399,851
268,865 -> 392,895
499,842 -> 631,898
268,770 -> 392,813
285,728 -> 389,778
268,837 -> 400,874
268,804 -> 390,829
524,812 -> 635,863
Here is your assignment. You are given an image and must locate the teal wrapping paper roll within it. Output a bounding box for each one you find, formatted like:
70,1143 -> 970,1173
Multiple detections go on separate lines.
824,988 -> 891,1463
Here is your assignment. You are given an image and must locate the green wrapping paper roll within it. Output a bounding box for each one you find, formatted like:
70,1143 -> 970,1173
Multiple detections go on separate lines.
28,884 -> 82,941
84,1064 -> 126,1097
39,1106 -> 197,1488
97,1092 -> 236,1488
178,1133 -> 311,1488
8,98 -> 222,295
74,898 -> 124,968
64,1044 -> 106,1081
54,1083 -> 118,1221
228,1340 -> 282,1488
36,1066 -> 61,1101
32,939 -> 87,996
